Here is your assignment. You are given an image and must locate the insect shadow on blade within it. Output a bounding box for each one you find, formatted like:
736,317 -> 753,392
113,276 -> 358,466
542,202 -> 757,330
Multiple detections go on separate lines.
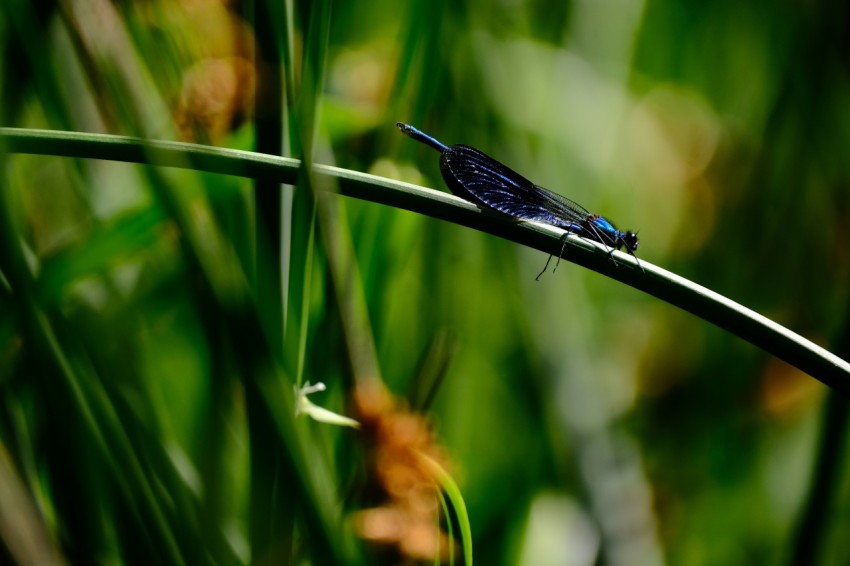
397,122 -> 643,278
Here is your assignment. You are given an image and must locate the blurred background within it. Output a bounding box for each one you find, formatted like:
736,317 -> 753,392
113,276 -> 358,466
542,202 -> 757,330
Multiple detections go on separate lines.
2,0 -> 850,564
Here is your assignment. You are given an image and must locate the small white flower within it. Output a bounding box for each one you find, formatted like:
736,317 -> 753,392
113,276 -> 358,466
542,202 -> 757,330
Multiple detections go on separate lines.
295,381 -> 360,429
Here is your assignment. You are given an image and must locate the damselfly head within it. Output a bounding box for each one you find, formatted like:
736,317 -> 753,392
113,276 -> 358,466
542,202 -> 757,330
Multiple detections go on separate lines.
622,231 -> 639,253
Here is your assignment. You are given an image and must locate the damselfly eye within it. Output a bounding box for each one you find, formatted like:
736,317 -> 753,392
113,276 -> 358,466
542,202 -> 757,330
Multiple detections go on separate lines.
623,231 -> 639,252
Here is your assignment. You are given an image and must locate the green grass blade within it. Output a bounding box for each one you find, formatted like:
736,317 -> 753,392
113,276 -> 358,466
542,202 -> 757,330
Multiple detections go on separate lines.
436,489 -> 453,566
2,127 -> 849,394
248,0 -> 292,561
419,452 -> 471,566
0,149 -> 187,565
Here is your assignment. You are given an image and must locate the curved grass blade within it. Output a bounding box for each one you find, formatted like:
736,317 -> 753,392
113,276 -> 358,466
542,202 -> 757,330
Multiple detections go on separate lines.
418,452 -> 472,566
2,127 -> 850,395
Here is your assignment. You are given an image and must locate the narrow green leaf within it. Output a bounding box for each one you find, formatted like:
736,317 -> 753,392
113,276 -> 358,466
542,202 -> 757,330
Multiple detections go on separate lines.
2,127 -> 849,394
419,452 -> 472,566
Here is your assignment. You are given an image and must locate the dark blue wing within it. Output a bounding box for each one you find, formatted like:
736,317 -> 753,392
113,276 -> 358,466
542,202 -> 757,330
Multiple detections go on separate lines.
398,123 -> 640,259
438,143 -> 637,253
439,144 -> 591,230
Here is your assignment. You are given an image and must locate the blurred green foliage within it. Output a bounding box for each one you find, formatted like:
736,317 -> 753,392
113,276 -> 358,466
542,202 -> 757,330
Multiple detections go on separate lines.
2,0 -> 850,565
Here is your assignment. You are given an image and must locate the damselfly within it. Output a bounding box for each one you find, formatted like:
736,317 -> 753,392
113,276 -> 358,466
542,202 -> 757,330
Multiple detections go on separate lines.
397,122 -> 642,277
